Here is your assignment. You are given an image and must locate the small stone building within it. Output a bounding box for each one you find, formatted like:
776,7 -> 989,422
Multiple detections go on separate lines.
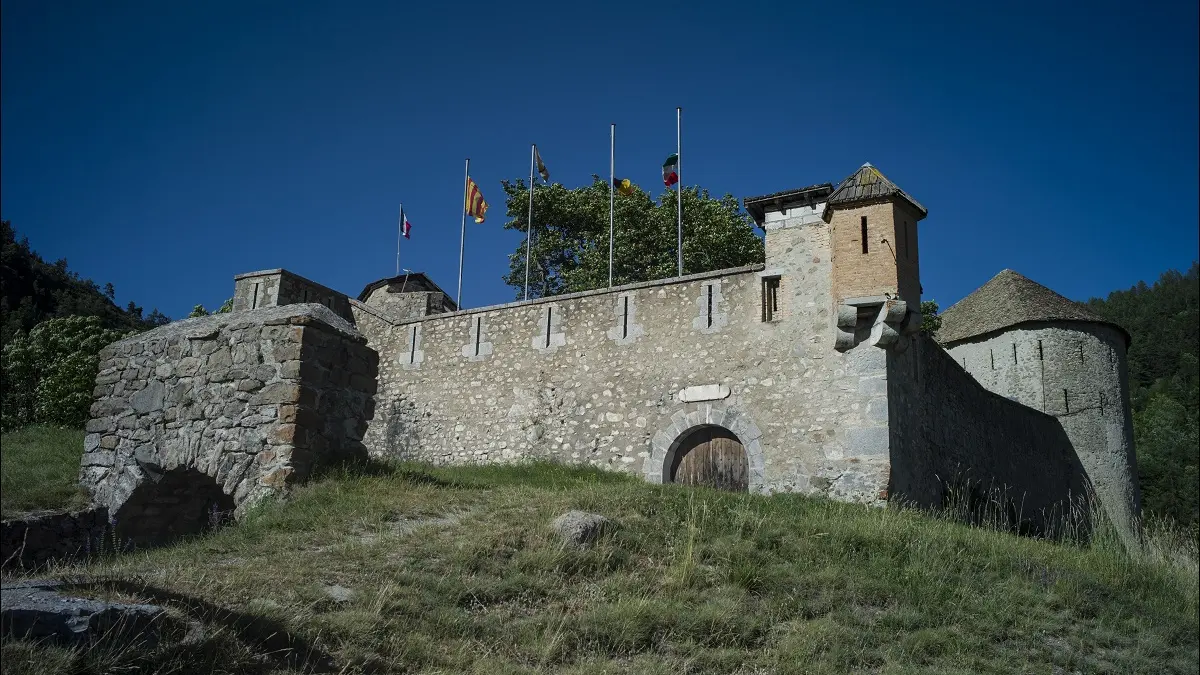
79,161 -> 1140,540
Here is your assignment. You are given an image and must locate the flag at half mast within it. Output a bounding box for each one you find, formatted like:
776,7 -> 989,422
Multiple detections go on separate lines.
466,177 -> 489,223
662,154 -> 679,187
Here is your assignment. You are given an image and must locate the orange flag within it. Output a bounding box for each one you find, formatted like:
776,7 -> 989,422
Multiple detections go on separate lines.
465,177 -> 488,223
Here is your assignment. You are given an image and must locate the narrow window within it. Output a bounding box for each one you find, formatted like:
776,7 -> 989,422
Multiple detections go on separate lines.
1012,343 -> 1018,364
409,326 -> 418,364
1063,389 -> 1070,413
903,222 -> 910,259
1078,342 -> 1084,363
989,349 -> 995,370
621,297 -> 629,339
1037,340 -> 1044,360
474,317 -> 482,356
251,283 -> 260,309
302,289 -> 309,303
544,307 -> 553,348
860,217 -> 869,254
962,357 -> 967,369
1099,392 -> 1105,415
761,276 -> 781,322
706,284 -> 714,328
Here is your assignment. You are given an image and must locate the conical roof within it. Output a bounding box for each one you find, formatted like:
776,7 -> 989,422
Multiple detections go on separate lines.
938,269 -> 1129,346
827,162 -> 927,216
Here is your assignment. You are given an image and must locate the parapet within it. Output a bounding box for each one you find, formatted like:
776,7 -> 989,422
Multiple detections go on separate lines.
233,269 -> 355,323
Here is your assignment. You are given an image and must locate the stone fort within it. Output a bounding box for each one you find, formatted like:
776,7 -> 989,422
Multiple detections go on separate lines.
76,163 -> 1141,544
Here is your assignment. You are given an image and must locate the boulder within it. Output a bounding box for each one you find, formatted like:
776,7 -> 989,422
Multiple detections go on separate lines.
550,511 -> 614,548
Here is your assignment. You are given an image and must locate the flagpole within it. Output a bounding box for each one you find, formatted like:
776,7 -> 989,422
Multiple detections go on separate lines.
524,145 -> 535,301
396,203 -> 403,276
458,158 -> 469,309
676,106 -> 683,277
609,123 -> 615,288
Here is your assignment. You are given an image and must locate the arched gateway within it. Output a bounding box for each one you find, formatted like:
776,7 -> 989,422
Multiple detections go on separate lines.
668,425 -> 748,492
644,405 -> 765,493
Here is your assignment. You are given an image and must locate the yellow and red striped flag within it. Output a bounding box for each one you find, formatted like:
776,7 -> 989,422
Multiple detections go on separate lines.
465,177 -> 488,223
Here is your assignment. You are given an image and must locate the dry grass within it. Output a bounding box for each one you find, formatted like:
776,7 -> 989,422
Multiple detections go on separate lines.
3,460 -> 1197,674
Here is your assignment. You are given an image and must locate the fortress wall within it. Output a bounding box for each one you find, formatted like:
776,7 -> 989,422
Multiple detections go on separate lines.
354,257 -> 893,501
887,335 -> 1089,533
945,322 -> 1140,532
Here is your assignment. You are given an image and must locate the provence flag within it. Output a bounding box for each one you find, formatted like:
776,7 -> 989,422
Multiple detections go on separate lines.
613,177 -> 634,196
466,177 -> 488,223
662,154 -> 679,187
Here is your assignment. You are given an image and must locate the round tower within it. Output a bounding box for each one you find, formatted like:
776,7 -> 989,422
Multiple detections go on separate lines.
939,270 -> 1140,536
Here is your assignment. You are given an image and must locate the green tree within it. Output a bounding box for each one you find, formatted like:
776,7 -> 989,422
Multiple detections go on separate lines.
188,304 -> 210,318
1,316 -> 130,430
497,178 -> 764,299
920,300 -> 942,337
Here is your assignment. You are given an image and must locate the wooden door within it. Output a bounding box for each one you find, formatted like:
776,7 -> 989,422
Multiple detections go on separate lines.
670,426 -> 748,492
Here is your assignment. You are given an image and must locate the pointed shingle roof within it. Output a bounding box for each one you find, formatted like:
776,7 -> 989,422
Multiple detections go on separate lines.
938,269 -> 1129,346
827,163 -> 927,217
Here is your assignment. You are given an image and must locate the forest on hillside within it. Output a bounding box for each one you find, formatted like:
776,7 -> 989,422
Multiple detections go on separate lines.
1,220 -> 1197,530
1088,262 -> 1199,531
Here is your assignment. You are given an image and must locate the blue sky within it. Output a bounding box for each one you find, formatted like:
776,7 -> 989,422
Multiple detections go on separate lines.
2,1 -> 1197,319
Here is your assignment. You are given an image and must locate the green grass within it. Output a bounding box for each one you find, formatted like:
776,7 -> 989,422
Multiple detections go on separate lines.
0,426 -> 90,518
3,461 -> 1197,674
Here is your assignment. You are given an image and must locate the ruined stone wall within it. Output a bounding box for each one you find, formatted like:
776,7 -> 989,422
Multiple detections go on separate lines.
887,335 -> 1089,534
944,322 -> 1140,533
0,508 -> 109,571
80,304 -> 376,544
355,207 -> 894,502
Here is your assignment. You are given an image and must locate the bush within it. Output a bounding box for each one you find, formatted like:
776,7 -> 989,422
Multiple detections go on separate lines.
1,316 -> 130,430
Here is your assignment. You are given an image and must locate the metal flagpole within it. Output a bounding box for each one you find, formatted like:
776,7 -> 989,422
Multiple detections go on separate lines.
524,145 -> 535,301
676,107 -> 683,277
396,203 -> 403,276
458,158 -> 469,309
609,124 -> 615,288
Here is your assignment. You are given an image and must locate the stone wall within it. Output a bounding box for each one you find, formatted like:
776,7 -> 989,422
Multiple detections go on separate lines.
0,508 -> 109,571
353,202 -> 894,503
944,322 -> 1140,533
887,335 -> 1089,534
233,269 -> 355,323
80,304 -> 377,545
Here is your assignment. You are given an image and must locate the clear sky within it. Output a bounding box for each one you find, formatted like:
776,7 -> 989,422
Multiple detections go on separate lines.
2,1 -> 1197,319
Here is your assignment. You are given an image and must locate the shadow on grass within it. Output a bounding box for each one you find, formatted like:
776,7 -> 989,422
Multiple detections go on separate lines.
55,578 -> 349,674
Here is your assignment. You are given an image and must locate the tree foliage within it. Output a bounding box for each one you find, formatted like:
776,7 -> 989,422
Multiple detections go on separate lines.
1,220 -> 169,342
1088,262 -> 1199,530
497,178 -> 764,298
920,300 -> 942,337
1,316 -> 130,430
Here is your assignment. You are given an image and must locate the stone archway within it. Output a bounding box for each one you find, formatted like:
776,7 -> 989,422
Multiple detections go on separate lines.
643,404 -> 765,493
668,425 -> 748,491
113,468 -> 236,547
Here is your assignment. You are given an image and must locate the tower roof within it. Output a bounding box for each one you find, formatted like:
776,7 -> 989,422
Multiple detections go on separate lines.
938,269 -> 1129,346
826,163 -> 927,217
357,272 -> 457,309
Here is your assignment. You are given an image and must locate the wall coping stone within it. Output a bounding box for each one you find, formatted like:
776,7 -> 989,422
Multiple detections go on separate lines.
363,263 -> 768,328
106,304 -> 366,349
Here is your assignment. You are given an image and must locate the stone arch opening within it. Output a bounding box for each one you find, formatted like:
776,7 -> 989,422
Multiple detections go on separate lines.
114,468 -> 235,547
644,405 -> 765,493
666,424 -> 748,492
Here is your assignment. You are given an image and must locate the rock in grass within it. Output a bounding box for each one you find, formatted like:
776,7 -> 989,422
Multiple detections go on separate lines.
323,584 -> 356,604
550,511 -> 614,548
0,579 -> 180,646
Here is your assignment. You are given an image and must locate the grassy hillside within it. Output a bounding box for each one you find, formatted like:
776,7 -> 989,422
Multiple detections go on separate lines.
3,458 -> 1196,674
